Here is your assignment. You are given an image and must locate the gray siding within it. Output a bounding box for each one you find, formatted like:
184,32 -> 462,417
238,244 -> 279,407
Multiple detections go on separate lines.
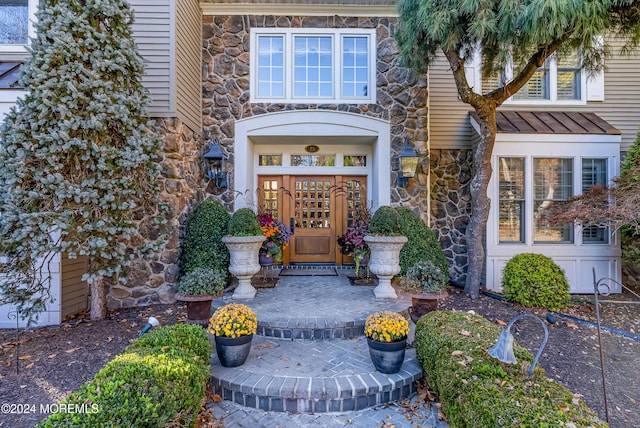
430,40 -> 640,151
175,0 -> 203,133
60,253 -> 89,319
131,0 -> 174,117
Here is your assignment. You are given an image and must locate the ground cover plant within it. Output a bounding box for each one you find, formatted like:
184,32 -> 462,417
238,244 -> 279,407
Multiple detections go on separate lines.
415,310 -> 607,428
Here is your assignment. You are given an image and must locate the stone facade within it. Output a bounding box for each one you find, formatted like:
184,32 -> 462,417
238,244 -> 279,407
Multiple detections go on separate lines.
430,149 -> 473,283
201,15 -> 429,215
107,118 -> 206,308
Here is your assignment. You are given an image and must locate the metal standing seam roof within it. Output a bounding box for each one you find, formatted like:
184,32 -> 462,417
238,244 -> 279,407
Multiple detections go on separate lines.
0,61 -> 23,89
471,111 -> 621,135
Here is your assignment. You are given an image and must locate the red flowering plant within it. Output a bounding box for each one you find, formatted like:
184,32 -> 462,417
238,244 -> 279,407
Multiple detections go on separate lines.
257,212 -> 291,255
337,220 -> 370,278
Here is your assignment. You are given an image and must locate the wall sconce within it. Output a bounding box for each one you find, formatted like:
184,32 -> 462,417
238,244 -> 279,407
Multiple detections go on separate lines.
203,137 -> 228,188
398,136 -> 419,187
487,313 -> 549,378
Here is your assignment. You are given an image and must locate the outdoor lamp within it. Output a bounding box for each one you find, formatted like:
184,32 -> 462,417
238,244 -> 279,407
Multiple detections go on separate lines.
487,313 -> 549,378
398,136 -> 419,187
203,137 -> 228,188
139,316 -> 160,337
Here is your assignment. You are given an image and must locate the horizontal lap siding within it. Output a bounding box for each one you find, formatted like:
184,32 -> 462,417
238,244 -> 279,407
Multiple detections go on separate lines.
131,0 -> 174,117
61,253 -> 89,319
175,0 -> 202,132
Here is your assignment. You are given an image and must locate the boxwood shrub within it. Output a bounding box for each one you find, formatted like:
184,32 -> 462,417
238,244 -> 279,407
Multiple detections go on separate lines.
415,311 -> 607,428
395,206 -> 448,278
181,198 -> 230,276
38,324 -> 211,428
502,253 -> 571,311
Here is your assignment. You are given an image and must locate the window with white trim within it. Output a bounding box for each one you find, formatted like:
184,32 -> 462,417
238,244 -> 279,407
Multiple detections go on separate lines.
497,156 -> 611,245
0,0 -> 36,53
468,50 -> 604,103
251,28 -> 376,103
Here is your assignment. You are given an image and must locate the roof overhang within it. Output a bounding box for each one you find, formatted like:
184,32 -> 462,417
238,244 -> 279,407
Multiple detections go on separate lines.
470,111 -> 622,144
200,0 -> 398,17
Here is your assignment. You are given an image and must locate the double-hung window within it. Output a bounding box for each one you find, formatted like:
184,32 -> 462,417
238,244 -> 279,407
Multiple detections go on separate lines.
498,156 -> 610,245
0,0 -> 36,53
251,29 -> 376,103
469,50 -> 603,103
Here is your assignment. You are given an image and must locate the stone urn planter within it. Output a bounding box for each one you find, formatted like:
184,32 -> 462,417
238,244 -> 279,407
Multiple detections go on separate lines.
364,235 -> 408,298
222,235 -> 265,299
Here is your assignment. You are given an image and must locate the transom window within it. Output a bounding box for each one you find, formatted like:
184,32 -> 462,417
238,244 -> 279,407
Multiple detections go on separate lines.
251,29 -> 376,103
498,156 -> 610,245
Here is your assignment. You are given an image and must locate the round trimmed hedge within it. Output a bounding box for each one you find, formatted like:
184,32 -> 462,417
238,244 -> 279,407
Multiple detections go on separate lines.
502,253 -> 570,311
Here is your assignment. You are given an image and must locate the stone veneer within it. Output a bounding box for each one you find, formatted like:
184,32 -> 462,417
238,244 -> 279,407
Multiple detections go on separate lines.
201,15 -> 429,214
107,118 -> 206,308
430,149 -> 473,283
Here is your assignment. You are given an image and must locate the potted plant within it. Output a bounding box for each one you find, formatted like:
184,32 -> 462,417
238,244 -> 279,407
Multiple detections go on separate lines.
402,261 -> 449,323
175,268 -> 227,325
222,208 -> 265,299
364,311 -> 410,374
364,206 -> 408,298
207,303 -> 257,367
257,212 -> 291,265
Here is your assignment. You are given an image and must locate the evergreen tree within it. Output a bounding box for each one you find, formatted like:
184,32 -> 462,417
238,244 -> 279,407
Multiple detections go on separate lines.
0,0 -> 163,321
395,0 -> 640,298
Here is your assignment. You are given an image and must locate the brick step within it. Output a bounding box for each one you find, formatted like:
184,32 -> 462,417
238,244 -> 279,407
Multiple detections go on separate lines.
209,335 -> 422,414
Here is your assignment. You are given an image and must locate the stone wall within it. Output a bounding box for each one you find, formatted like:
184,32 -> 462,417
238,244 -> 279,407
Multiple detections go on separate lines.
201,15 -> 429,216
107,118 -> 206,308
430,149 -> 473,283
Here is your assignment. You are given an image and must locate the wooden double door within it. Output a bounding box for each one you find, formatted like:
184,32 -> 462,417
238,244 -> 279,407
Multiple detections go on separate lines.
258,175 -> 366,264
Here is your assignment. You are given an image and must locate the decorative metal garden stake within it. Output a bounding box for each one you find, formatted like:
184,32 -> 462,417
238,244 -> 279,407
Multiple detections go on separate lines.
139,316 -> 160,337
488,313 -> 549,378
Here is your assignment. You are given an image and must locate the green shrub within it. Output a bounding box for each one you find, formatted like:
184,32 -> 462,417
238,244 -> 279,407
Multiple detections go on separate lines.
415,311 -> 607,428
405,260 -> 448,293
369,206 -> 402,235
181,199 -> 230,275
502,253 -> 570,311
128,323 -> 212,362
38,324 -> 211,428
395,206 -> 448,277
176,267 -> 227,296
227,208 -> 262,236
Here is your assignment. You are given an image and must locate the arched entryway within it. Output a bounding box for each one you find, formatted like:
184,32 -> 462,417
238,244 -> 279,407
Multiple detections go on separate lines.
233,111 -> 391,265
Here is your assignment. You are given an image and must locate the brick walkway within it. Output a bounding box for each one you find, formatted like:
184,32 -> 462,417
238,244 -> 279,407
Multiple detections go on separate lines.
207,268 -> 449,427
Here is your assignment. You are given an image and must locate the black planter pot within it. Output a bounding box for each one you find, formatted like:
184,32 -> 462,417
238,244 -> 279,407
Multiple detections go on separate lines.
367,337 -> 407,374
215,334 -> 253,367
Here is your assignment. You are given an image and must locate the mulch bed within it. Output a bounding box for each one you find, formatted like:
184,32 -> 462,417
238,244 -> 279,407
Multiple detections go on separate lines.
1,288 -> 638,427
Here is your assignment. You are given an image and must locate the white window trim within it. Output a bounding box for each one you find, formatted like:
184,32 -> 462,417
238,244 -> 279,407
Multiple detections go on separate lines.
250,28 -> 377,104
0,0 -> 37,55
466,50 -> 604,105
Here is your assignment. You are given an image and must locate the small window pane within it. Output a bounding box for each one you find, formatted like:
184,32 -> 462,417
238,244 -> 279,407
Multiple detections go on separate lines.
534,158 -> 574,243
582,158 -> 608,244
291,155 -> 335,167
0,0 -> 28,45
344,155 -> 367,167
514,60 -> 550,100
498,157 -> 525,243
259,155 -> 283,166
256,36 -> 284,98
557,52 -> 581,100
342,36 -> 369,98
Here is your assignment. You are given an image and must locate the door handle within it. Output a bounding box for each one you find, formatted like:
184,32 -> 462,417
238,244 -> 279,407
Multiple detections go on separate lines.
290,217 -> 295,235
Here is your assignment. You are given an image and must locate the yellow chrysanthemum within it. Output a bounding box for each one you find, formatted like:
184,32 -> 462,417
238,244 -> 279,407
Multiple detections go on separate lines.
364,311 -> 409,343
207,303 -> 258,338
